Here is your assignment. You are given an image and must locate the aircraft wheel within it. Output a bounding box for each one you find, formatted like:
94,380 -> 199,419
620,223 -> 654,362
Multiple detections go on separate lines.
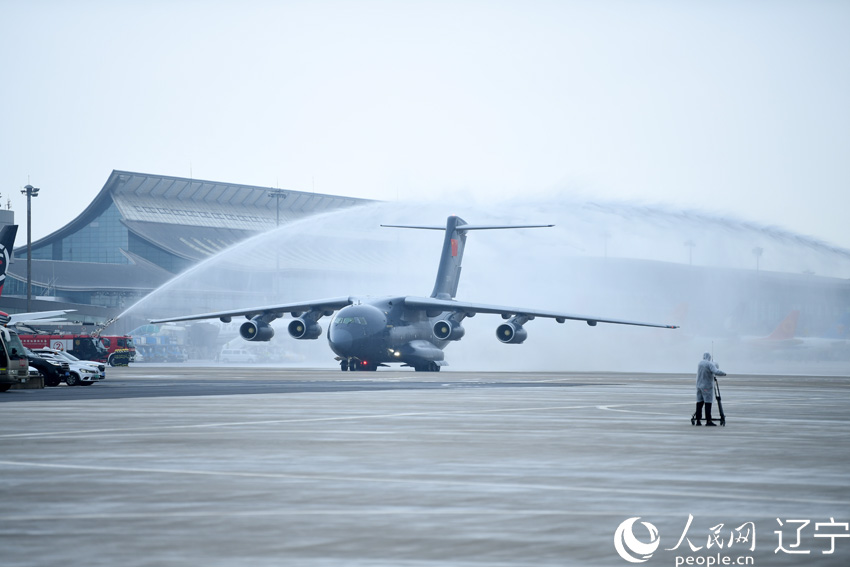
340,360 -> 348,371
348,360 -> 358,371
430,362 -> 441,372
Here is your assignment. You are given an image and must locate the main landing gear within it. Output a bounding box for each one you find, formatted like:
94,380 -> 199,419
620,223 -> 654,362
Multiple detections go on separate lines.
338,358 -> 440,372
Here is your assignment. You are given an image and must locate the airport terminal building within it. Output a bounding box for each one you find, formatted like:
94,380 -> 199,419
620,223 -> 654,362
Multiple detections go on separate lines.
3,170 -> 370,328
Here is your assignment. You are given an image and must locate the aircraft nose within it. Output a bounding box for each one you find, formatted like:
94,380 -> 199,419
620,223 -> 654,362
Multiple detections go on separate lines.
330,327 -> 354,352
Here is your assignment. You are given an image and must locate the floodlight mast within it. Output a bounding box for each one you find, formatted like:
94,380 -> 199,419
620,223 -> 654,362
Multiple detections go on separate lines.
268,188 -> 287,227
21,184 -> 40,312
268,188 -> 287,294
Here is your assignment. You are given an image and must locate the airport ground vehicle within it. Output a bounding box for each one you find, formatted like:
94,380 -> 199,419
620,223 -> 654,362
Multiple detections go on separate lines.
97,335 -> 137,365
0,327 -> 30,392
32,348 -> 106,385
19,333 -> 109,363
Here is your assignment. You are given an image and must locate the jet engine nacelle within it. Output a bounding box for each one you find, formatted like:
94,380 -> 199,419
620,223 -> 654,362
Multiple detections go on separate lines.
496,322 -> 527,344
433,319 -> 465,341
240,319 -> 275,342
288,318 -> 323,340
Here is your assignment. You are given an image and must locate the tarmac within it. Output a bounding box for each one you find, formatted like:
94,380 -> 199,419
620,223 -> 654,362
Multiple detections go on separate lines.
1,365 -> 848,567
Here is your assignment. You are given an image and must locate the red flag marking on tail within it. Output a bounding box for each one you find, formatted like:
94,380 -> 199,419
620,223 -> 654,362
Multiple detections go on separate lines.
451,238 -> 458,257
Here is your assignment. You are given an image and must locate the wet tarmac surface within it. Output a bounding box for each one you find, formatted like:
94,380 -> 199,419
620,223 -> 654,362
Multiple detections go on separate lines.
1,365 -> 848,566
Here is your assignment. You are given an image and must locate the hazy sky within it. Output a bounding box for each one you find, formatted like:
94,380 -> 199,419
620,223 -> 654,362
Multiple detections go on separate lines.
2,0 -> 848,248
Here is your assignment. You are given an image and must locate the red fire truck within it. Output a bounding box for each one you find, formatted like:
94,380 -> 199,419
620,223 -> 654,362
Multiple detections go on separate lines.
19,333 -> 109,363
97,335 -> 137,366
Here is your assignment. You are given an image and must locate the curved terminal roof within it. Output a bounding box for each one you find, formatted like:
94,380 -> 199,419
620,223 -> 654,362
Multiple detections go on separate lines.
112,170 -> 364,229
19,170 -> 371,260
8,170 -> 374,294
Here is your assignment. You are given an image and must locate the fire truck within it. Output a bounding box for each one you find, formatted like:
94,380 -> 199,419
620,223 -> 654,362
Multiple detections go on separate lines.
97,335 -> 137,366
19,333 -> 109,363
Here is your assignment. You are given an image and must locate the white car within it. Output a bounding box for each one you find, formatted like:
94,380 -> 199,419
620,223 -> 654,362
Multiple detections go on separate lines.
32,348 -> 106,386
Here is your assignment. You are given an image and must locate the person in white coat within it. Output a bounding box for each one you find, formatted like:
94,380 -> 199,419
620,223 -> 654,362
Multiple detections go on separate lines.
695,352 -> 726,426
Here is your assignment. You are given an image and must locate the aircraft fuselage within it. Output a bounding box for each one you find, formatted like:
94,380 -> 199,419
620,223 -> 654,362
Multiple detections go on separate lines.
328,299 -> 448,371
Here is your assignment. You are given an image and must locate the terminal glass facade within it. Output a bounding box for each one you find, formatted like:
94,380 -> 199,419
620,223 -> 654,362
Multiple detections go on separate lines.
31,202 -> 129,264
127,233 -> 192,274
4,278 -> 50,297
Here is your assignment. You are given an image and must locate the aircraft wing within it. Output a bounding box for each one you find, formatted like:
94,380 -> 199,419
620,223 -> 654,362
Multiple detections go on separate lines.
7,310 -> 76,325
403,297 -> 679,329
149,297 -> 355,324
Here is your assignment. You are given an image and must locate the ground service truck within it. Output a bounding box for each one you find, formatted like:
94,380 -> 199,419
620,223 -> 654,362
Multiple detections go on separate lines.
0,326 -> 31,392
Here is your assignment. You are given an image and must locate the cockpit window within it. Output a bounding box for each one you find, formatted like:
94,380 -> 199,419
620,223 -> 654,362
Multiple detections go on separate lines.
334,317 -> 367,325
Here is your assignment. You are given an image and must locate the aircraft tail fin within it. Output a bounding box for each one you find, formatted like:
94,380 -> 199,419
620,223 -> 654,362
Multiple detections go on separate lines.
381,216 -> 553,299
0,225 -> 18,298
766,310 -> 799,341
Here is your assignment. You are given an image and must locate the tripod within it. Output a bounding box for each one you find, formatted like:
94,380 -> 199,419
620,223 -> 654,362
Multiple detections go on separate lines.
691,376 -> 726,426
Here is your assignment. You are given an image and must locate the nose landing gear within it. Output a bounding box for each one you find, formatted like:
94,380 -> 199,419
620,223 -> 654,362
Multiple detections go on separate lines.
338,358 -> 377,372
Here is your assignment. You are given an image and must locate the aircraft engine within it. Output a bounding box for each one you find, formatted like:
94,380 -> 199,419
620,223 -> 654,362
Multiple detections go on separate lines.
433,319 -> 465,341
496,322 -> 527,344
288,318 -> 323,340
240,319 -> 275,342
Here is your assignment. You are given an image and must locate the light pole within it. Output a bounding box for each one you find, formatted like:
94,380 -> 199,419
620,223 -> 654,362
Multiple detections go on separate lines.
20,184 -> 39,312
684,240 -> 696,265
752,246 -> 763,273
267,189 -> 287,295
267,188 -> 287,227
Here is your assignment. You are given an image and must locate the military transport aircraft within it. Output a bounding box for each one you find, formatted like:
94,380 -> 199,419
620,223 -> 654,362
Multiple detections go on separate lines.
151,216 -> 679,371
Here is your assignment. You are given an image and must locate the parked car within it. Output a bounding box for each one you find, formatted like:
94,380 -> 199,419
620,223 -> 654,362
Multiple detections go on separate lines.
31,348 -> 105,386
25,349 -> 71,388
33,348 -> 107,379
